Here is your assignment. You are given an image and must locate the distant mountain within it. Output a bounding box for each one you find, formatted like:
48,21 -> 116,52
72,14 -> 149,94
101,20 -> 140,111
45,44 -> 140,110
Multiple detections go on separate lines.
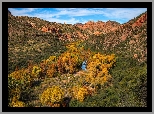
75,20 -> 121,35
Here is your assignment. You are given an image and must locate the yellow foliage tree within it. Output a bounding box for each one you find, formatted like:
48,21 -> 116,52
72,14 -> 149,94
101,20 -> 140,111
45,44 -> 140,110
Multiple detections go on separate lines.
9,96 -> 25,107
57,41 -> 91,74
72,86 -> 89,102
85,53 -> 116,86
46,63 -> 56,78
40,56 -> 56,77
8,68 -> 31,106
40,85 -> 64,106
31,65 -> 42,79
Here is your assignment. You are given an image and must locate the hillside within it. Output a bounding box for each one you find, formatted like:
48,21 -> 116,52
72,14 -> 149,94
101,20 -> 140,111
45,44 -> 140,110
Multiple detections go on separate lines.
8,10 -> 147,107
82,12 -> 147,63
75,20 -> 120,35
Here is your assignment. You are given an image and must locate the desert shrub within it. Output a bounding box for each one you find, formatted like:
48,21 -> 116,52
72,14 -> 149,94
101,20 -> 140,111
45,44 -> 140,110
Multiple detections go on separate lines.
9,97 -> 25,107
69,99 -> 85,107
70,86 -> 119,107
40,56 -> 57,78
77,87 -> 89,102
46,63 -> 56,78
8,68 -> 31,88
109,56 -> 147,107
8,68 -> 32,106
40,85 -> 64,106
8,80 -> 21,106
72,86 -> 89,102
31,65 -> 42,79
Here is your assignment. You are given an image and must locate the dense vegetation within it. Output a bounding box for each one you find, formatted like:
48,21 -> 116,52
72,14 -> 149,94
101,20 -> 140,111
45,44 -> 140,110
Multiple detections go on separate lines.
8,11 -> 147,107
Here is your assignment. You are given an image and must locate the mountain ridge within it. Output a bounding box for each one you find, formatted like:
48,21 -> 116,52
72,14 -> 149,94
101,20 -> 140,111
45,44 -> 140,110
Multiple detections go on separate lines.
8,10 -> 147,41
8,10 -> 147,73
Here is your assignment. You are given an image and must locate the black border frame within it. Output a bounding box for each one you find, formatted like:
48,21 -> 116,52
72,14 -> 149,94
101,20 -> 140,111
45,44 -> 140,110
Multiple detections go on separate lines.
2,2 -> 152,112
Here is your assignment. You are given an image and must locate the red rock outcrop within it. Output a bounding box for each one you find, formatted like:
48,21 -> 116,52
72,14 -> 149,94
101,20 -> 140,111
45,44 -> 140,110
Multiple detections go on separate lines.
76,20 -> 120,35
132,13 -> 147,28
41,26 -> 48,32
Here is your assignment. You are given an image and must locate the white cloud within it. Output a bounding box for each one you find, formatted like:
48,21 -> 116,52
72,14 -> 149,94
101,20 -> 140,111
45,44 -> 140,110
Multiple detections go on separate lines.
46,17 -> 80,24
8,8 -> 147,24
54,8 -> 103,17
103,8 -> 147,20
55,8 -> 77,11
53,8 -> 147,20
8,8 -> 37,16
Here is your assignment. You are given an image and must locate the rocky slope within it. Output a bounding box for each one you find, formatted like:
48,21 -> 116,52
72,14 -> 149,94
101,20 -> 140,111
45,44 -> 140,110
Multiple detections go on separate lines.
8,10 -> 147,73
80,12 -> 147,63
75,20 -> 120,35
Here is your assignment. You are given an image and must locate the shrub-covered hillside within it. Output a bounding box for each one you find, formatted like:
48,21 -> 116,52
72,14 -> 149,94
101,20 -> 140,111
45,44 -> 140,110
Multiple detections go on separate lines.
8,10 -> 147,107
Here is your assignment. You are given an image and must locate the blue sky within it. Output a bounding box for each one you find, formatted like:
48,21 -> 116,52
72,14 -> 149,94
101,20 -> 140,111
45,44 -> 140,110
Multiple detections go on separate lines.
8,8 -> 147,24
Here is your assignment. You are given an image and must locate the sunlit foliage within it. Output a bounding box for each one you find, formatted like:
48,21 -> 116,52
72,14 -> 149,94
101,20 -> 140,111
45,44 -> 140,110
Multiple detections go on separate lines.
85,53 -> 116,86
40,85 -> 64,106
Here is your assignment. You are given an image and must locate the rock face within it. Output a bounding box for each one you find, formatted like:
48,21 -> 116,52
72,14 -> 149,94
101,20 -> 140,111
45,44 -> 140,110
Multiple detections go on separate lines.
132,13 -> 147,28
25,21 -> 35,28
41,26 -> 62,34
38,11 -> 147,45
75,20 -> 120,35
41,26 -> 48,32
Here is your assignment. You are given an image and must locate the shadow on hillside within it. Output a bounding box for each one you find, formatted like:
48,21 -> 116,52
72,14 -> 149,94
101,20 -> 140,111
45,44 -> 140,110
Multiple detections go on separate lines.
60,97 -> 72,107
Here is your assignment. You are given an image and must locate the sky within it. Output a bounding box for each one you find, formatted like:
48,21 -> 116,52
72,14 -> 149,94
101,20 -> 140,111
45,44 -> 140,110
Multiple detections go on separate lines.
8,8 -> 147,25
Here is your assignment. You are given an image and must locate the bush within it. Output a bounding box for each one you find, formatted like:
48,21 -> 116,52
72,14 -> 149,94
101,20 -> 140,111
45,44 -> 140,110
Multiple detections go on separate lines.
70,86 -> 119,107
8,68 -> 32,105
31,65 -> 42,79
72,86 -> 89,102
110,56 -> 147,107
40,85 -> 64,106
9,99 -> 25,107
